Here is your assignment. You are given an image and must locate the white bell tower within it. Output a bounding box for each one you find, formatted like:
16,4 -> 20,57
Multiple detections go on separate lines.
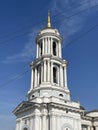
28,12 -> 70,101
13,12 -> 83,130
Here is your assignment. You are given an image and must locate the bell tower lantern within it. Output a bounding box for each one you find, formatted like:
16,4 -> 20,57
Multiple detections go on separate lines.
28,12 -> 70,101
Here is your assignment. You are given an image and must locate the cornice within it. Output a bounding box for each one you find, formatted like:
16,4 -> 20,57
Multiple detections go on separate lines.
13,102 -> 41,115
48,102 -> 84,115
35,32 -> 62,43
28,85 -> 70,96
81,115 -> 93,121
30,55 -> 67,68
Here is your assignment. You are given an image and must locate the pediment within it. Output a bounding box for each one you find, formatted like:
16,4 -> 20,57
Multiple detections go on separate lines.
13,101 -> 34,115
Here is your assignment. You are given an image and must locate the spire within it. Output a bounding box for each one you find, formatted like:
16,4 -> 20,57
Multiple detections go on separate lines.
47,11 -> 51,28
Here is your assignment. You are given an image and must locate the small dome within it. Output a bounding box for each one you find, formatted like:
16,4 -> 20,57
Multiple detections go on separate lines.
35,12 -> 62,42
38,27 -> 60,36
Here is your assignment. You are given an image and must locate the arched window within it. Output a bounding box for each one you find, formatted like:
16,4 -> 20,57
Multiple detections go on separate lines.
53,41 -> 56,56
53,66 -> 58,83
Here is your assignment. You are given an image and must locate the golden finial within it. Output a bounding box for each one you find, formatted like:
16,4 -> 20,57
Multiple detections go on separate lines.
47,11 -> 51,28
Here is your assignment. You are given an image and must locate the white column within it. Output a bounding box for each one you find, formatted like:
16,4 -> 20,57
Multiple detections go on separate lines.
38,44 -> 40,57
33,116 -> 39,130
57,116 -> 60,130
33,69 -> 34,88
48,37 -> 50,54
20,119 -> 23,130
42,115 -> 47,130
30,117 -> 34,130
50,38 -> 53,55
95,126 -> 98,130
16,121 -> 19,130
36,43 -> 38,58
30,69 -> 34,90
50,115 -> 56,130
35,67 -> 37,87
44,38 -> 47,54
47,60 -> 50,82
90,126 -> 93,130
46,37 -> 48,54
88,126 -> 91,130
56,41 -> 58,57
41,62 -> 43,83
57,67 -> 60,85
58,41 -> 61,58
60,65 -> 63,87
64,65 -> 68,88
51,62 -> 53,84
37,67 -> 39,85
27,118 -> 30,128
42,39 -> 45,55
44,60 -> 46,82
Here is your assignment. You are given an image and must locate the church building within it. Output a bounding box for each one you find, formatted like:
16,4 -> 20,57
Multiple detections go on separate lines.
13,13 -> 98,130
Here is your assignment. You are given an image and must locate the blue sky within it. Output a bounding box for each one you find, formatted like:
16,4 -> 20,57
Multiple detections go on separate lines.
0,0 -> 98,130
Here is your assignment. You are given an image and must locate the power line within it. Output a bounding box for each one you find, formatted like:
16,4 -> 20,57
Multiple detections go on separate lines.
0,2 -> 98,89
65,22 -> 98,48
0,69 -> 29,89
0,22 -> 98,90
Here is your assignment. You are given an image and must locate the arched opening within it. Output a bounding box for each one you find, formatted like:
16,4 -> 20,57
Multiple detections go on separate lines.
37,66 -> 41,85
40,42 -> 42,56
53,67 -> 58,83
53,41 -> 56,56
38,41 -> 42,57
59,93 -> 63,97
93,126 -> 96,130
32,95 -> 35,98
23,128 -> 28,130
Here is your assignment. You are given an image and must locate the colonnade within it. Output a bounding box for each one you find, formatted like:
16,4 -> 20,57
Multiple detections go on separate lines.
36,37 -> 62,58
30,60 -> 68,90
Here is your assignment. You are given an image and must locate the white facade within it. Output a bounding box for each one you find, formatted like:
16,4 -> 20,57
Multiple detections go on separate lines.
13,13 -> 98,130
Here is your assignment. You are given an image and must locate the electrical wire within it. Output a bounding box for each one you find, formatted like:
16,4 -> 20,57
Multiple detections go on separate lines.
65,22 -> 98,48
0,69 -> 29,89
0,2 -> 98,89
0,21 -> 98,89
